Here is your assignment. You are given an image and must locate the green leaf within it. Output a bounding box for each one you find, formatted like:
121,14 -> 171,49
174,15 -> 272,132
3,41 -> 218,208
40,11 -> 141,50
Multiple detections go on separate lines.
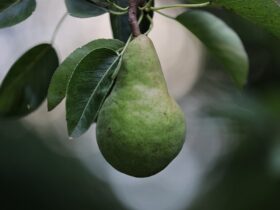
110,0 -> 130,42
213,0 -> 280,39
90,0 -> 110,7
188,0 -> 280,38
65,0 -> 106,18
110,0 -> 154,42
0,44 -> 59,118
176,10 -> 249,87
66,48 -> 120,137
47,39 -> 124,111
0,0 -> 17,12
0,0 -> 36,28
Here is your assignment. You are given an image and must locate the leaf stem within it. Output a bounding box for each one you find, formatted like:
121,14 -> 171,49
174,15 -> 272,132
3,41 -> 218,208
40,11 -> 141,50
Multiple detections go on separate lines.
151,2 -> 210,11
51,12 -> 68,44
144,14 -> 153,35
112,10 -> 144,79
139,0 -> 153,10
111,35 -> 132,80
108,0 -> 129,11
155,10 -> 175,20
108,10 -> 128,15
119,10 -> 144,56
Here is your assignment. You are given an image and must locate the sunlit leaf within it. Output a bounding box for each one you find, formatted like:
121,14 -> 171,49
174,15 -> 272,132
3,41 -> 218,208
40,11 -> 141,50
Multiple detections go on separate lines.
66,48 -> 120,137
214,0 -> 280,38
188,0 -> 280,38
47,39 -> 124,111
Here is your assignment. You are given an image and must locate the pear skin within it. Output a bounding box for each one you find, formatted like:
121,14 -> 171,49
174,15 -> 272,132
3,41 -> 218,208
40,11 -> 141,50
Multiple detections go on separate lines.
96,35 -> 186,177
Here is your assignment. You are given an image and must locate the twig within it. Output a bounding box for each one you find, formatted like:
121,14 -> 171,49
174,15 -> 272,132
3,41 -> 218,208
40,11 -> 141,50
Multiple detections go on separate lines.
128,0 -> 141,37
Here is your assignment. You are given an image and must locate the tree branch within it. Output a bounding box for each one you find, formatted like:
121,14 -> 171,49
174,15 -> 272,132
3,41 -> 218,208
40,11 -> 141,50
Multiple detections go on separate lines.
128,0 -> 142,37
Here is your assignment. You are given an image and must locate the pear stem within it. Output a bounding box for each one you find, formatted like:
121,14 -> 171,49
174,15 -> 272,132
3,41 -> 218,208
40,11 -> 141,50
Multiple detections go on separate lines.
128,0 -> 142,37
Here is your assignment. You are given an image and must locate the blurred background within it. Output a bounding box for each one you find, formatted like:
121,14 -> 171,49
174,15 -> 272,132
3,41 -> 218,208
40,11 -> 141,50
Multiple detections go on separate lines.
0,0 -> 280,210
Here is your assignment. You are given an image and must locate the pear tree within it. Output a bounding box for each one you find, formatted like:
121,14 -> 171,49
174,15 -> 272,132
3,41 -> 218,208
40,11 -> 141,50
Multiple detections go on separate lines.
1,0 -> 279,177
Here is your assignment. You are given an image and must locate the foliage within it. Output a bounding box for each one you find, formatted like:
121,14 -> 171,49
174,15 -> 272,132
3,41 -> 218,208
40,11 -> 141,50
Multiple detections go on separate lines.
0,120 -> 128,210
0,0 -> 278,138
0,0 -> 36,28
176,10 -> 248,87
188,0 -> 280,38
0,44 -> 58,118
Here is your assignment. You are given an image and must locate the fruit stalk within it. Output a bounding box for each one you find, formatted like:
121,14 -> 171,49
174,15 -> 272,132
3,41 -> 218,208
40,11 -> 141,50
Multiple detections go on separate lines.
128,0 -> 142,37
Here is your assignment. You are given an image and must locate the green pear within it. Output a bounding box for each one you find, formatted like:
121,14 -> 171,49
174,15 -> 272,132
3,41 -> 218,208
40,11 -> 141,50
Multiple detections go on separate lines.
96,35 -> 186,177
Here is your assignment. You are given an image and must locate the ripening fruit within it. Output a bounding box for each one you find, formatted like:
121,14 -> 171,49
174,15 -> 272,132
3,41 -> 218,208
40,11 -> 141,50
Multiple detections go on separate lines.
96,35 -> 186,177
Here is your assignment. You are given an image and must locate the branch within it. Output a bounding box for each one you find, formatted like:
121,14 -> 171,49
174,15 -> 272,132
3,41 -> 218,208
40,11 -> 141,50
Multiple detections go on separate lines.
128,0 -> 142,37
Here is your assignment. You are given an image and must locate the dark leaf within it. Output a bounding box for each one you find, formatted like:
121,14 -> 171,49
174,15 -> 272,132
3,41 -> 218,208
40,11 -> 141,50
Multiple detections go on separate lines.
89,0 -> 110,8
177,10 -> 249,87
47,39 -> 124,111
0,0 -> 36,28
0,44 -> 59,118
66,48 -> 120,137
0,0 -> 17,12
65,0 -> 107,18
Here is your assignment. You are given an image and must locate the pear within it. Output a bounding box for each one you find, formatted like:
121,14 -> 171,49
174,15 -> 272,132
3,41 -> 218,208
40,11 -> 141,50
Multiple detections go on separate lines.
96,35 -> 186,177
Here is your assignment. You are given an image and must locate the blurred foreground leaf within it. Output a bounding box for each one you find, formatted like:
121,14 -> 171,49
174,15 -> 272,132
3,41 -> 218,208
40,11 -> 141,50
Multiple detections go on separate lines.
0,121 -> 128,210
188,92 -> 280,210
